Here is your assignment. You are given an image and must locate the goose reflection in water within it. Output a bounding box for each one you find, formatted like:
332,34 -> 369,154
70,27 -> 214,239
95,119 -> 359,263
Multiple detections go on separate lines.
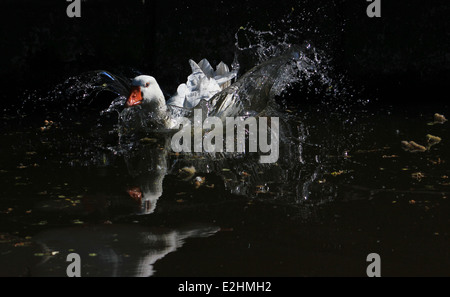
30,224 -> 219,277
123,136 -> 170,215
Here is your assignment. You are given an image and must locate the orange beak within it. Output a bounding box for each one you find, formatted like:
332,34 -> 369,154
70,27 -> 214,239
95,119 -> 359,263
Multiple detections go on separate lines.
127,187 -> 142,203
126,86 -> 143,107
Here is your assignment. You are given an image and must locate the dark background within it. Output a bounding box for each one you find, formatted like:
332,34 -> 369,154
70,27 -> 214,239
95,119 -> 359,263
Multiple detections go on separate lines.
0,0 -> 448,109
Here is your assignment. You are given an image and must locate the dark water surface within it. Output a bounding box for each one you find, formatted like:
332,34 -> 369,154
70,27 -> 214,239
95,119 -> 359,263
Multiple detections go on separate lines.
0,0 -> 449,277
1,102 -> 449,277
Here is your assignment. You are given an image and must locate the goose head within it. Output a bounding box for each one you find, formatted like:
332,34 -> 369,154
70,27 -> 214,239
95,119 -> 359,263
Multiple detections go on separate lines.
126,75 -> 166,112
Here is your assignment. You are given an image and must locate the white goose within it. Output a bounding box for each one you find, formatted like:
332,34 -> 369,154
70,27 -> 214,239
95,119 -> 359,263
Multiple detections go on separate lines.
125,75 -> 167,114
124,59 -> 237,127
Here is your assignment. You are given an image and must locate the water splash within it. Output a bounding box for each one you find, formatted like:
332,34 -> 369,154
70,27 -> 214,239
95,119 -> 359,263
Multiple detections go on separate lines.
10,17 -> 372,208
19,71 -> 128,118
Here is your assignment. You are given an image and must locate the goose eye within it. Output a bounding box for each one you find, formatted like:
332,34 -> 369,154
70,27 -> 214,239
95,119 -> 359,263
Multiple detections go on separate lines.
145,82 -> 150,88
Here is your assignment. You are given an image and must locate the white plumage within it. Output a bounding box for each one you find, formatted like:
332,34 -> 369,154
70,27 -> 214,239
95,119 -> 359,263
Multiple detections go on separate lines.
167,59 -> 237,108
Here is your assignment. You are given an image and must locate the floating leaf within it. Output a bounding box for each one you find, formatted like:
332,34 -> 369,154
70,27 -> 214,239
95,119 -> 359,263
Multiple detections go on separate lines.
401,141 -> 427,153
140,137 -> 157,144
177,166 -> 196,181
382,155 -> 398,159
14,242 -> 32,247
429,158 -> 444,165
434,113 -> 447,124
411,172 -> 425,181
426,134 -> 441,147
331,170 -> 345,177
193,176 -> 205,189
